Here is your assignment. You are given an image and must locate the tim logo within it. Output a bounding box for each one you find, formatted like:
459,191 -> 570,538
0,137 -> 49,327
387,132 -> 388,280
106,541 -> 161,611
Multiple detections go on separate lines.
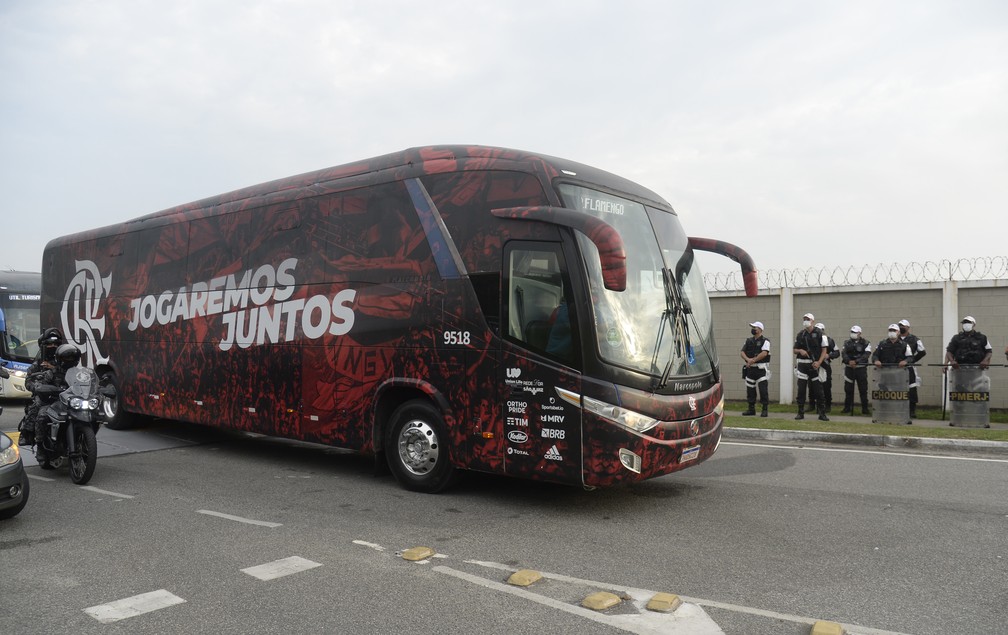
61,260 -> 111,368
506,368 -> 521,379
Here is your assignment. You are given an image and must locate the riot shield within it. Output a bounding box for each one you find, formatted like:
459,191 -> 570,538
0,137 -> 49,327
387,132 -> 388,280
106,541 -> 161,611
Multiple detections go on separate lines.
872,366 -> 910,424
948,365 -> 991,428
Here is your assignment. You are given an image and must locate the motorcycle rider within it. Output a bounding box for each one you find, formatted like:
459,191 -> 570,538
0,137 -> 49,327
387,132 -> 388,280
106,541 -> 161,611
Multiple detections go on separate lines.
18,328 -> 66,447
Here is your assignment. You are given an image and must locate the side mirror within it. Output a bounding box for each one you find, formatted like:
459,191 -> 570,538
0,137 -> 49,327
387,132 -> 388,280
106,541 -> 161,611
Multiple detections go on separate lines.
687,237 -> 759,297
0,366 -> 9,380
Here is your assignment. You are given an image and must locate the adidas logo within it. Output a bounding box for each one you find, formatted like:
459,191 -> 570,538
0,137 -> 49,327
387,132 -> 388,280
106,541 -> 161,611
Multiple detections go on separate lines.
544,445 -> 563,461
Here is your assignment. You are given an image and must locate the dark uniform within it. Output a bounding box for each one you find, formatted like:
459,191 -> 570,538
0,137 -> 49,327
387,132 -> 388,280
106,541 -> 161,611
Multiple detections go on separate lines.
841,331 -> 872,414
741,330 -> 771,416
946,330 -> 991,366
899,324 -> 926,418
793,321 -> 829,421
809,324 -> 840,413
17,328 -> 65,447
872,337 -> 913,366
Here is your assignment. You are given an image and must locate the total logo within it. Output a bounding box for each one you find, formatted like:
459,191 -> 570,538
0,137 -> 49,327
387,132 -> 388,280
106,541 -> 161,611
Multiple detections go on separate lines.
507,447 -> 530,456
544,445 -> 563,461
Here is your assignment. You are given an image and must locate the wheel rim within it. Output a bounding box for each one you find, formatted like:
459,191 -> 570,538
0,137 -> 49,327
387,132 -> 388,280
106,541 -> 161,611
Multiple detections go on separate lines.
71,430 -> 89,480
396,419 -> 439,476
102,390 -> 118,420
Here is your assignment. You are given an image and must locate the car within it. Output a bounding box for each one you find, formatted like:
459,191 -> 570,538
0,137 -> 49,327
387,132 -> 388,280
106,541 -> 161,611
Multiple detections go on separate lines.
1,367 -> 31,519
0,431 -> 30,519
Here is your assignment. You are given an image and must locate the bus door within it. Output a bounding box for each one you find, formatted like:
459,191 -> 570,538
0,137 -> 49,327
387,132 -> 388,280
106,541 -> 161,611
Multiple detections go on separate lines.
500,243 -> 582,485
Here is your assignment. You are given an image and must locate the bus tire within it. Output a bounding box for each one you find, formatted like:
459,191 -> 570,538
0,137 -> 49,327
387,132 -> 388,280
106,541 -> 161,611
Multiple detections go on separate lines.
385,400 -> 457,493
101,372 -> 136,430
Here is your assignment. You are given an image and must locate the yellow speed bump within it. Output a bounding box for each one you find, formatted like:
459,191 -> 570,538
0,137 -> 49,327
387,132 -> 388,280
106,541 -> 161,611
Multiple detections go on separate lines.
646,592 -> 682,613
507,569 -> 542,587
811,620 -> 846,635
581,591 -> 622,611
400,546 -> 435,562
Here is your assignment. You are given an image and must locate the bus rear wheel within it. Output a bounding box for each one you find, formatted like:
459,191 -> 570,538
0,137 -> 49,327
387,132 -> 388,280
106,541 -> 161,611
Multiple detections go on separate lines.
385,400 -> 457,493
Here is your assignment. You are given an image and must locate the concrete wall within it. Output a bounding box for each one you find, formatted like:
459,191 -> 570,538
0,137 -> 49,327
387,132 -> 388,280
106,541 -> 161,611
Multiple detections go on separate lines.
711,281 -> 1008,408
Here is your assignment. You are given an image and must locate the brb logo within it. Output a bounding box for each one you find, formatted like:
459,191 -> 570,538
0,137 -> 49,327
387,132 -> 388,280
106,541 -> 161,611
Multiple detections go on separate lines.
61,260 -> 111,368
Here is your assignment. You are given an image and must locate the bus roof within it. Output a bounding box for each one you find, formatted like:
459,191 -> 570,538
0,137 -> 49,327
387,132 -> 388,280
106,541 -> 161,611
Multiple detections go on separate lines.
0,270 -> 41,293
44,145 -> 672,253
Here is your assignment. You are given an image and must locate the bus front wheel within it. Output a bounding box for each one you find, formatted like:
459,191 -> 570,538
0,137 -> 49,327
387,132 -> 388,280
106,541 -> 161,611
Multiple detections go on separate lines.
385,400 -> 457,493
101,373 -> 136,430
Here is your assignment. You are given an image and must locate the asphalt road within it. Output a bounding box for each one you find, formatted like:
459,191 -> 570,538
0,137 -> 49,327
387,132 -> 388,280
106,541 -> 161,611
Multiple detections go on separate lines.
1,407 -> 1006,634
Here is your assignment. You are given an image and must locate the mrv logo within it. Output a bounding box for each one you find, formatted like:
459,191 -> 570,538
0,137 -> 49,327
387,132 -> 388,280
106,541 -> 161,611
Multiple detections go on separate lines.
62,260 -> 112,368
125,257 -> 357,351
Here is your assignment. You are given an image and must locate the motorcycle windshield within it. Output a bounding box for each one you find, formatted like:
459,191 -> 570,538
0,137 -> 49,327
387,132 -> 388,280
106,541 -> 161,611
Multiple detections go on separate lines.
64,367 -> 99,400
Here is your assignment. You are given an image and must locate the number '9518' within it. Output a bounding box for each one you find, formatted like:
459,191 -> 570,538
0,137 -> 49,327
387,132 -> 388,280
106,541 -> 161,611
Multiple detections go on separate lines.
443,331 -> 471,345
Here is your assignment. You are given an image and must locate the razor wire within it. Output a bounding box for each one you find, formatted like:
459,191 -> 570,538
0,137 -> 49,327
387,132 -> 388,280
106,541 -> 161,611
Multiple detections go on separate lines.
704,257 -> 1008,292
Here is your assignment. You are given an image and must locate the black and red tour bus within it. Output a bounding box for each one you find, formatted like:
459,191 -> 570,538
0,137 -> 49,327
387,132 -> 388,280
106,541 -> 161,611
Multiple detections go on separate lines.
42,145 -> 756,492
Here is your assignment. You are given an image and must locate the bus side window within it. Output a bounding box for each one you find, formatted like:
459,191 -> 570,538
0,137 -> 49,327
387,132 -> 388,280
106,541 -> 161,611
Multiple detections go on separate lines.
504,244 -> 577,366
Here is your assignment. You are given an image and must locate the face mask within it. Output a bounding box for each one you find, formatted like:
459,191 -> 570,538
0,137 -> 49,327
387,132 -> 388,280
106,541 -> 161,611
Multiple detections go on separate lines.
850,332 -> 858,339
888,331 -> 899,340
751,329 -> 758,336
803,320 -> 812,328
899,327 -> 908,335
962,323 -> 974,332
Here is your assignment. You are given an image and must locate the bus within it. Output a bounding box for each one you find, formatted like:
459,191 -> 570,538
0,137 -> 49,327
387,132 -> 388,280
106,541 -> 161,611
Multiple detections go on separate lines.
42,145 -> 756,492
0,271 -> 42,399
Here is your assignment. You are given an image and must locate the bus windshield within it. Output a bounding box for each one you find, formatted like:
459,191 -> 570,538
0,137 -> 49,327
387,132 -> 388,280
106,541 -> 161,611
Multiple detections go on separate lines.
1,276 -> 42,364
557,184 -> 716,380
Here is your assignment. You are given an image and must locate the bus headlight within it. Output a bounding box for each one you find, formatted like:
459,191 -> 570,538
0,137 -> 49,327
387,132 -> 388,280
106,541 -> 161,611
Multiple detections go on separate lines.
582,396 -> 661,434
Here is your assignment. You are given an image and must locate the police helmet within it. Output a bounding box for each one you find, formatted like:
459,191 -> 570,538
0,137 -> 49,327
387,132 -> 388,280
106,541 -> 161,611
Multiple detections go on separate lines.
38,327 -> 65,348
55,343 -> 82,369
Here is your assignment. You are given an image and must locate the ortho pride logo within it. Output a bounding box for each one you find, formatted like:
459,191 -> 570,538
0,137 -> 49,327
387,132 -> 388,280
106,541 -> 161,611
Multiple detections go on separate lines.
61,259 -> 111,368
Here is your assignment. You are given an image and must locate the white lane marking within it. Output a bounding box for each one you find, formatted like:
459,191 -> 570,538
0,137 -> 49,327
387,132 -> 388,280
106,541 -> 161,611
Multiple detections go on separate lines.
434,565 -> 723,635
464,560 -> 910,635
242,556 -> 322,581
83,589 -> 185,623
27,474 -> 55,482
80,486 -> 134,499
352,540 -> 386,551
721,441 -> 1008,463
196,509 -> 282,528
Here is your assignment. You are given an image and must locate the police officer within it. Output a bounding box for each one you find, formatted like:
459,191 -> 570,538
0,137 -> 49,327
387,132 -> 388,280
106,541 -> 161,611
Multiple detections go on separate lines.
17,328 -> 66,446
841,325 -> 872,415
808,322 -> 839,413
872,324 -> 913,368
793,312 -> 829,421
740,320 -> 771,417
944,316 -> 992,370
898,319 -> 926,418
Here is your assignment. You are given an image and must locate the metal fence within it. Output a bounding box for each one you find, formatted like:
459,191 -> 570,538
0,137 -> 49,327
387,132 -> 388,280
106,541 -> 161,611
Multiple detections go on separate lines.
705,257 -> 1008,292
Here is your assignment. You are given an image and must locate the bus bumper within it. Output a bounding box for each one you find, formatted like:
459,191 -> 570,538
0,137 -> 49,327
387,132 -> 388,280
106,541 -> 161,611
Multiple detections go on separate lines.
582,406 -> 724,489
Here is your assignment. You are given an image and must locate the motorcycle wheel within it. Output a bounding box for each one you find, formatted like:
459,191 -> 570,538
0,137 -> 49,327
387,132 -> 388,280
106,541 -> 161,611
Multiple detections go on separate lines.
69,425 -> 98,485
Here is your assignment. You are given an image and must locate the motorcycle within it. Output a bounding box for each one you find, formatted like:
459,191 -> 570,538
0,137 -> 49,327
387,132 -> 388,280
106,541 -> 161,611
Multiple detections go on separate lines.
32,363 -> 111,485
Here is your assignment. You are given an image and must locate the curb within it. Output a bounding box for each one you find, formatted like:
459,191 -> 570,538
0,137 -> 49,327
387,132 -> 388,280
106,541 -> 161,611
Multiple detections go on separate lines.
723,426 -> 1008,456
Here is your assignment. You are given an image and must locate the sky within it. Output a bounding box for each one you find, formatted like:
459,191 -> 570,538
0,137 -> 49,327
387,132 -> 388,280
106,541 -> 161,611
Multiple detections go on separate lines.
1,1 -> 1006,279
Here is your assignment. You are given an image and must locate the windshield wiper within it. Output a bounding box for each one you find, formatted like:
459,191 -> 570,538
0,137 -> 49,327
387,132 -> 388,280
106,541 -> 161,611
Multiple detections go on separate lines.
651,267 -> 690,390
